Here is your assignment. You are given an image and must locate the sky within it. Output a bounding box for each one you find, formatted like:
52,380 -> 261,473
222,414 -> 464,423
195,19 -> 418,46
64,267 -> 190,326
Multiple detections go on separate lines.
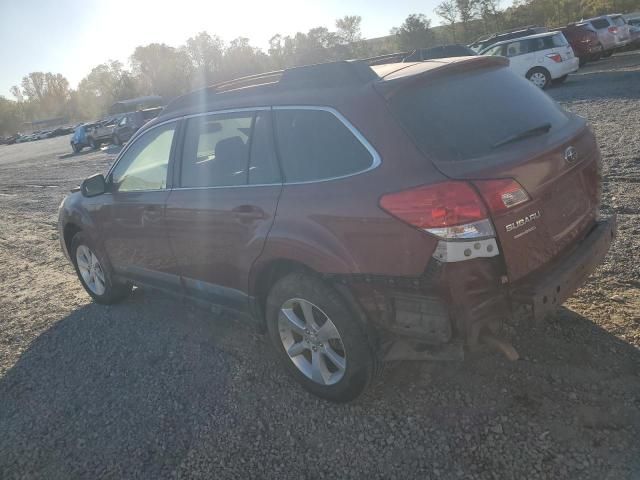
0,0 -> 471,97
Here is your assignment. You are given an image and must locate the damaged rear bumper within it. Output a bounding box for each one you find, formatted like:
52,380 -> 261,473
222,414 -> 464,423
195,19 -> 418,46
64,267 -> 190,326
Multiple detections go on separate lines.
510,216 -> 616,321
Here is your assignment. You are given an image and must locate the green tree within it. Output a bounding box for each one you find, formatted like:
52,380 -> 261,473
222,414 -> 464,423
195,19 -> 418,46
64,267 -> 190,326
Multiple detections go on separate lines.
392,14 -> 434,51
76,61 -> 138,119
185,31 -> 225,88
130,43 -> 193,99
435,0 -> 459,42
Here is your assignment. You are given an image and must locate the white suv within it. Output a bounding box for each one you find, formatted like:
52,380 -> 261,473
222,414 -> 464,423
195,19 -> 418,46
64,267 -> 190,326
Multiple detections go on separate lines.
481,32 -> 579,89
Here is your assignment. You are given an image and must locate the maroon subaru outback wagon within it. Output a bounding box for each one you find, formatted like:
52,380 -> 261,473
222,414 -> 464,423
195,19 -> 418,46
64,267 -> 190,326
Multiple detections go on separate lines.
59,56 -> 616,401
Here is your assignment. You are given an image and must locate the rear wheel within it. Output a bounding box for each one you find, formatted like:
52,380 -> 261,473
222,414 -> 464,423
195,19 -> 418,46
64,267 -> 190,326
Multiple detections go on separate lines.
88,137 -> 99,150
71,232 -> 131,304
526,67 -> 551,89
265,273 -> 379,402
72,144 -> 82,153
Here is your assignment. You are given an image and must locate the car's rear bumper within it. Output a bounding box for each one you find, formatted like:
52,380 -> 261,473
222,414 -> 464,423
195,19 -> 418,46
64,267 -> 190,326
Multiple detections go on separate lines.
509,216 -> 616,321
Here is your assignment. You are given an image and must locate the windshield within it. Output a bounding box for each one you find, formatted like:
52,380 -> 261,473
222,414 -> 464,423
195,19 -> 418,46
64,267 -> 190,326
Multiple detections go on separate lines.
387,66 -> 568,162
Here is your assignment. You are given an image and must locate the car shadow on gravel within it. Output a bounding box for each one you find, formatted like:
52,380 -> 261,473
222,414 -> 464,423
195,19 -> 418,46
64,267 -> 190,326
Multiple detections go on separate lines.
550,68 -> 640,102
1,292 -> 639,478
0,292 -> 236,478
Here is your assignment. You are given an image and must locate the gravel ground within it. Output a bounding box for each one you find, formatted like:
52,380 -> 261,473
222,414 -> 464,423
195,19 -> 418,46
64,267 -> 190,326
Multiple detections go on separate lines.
1,52 -> 639,480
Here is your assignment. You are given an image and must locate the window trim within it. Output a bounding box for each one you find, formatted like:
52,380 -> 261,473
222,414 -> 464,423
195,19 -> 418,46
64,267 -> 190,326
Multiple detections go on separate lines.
168,105 -> 382,191
106,117 -> 181,192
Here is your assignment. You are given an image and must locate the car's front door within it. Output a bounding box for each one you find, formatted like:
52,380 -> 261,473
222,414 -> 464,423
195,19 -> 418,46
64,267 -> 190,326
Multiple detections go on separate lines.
164,110 -> 282,310
98,120 -> 180,289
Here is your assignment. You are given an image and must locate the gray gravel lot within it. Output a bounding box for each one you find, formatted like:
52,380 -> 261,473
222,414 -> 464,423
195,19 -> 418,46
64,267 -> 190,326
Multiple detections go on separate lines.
0,52 -> 639,479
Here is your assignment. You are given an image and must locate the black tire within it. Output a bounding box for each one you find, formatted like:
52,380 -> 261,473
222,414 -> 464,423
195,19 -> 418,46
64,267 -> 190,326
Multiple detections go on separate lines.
70,232 -> 131,304
112,134 -> 121,146
553,74 -> 569,85
602,49 -> 613,58
525,67 -> 551,89
88,137 -> 99,150
578,56 -> 587,67
265,272 -> 379,402
72,144 -> 82,153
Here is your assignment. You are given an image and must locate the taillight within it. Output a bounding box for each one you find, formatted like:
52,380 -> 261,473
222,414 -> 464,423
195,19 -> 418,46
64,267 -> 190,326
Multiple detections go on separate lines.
473,179 -> 530,214
545,53 -> 563,63
608,26 -> 618,34
379,180 -> 496,246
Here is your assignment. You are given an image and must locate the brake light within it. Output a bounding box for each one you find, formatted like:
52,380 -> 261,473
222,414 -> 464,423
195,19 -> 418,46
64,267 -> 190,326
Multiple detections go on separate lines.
546,53 -> 563,63
473,179 -> 530,214
608,26 -> 618,34
379,181 -> 497,240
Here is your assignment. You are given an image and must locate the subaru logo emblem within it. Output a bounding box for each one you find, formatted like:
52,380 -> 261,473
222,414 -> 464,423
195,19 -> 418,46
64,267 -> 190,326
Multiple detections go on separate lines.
564,146 -> 577,163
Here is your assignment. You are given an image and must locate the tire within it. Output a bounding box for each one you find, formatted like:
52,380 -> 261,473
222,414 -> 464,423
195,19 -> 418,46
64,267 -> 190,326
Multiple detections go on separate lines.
70,232 -> 131,304
265,272 -> 379,402
578,57 -> 587,67
112,134 -> 121,146
72,144 -> 82,153
526,67 -> 551,89
553,74 -> 569,85
88,137 -> 98,150
602,49 -> 613,58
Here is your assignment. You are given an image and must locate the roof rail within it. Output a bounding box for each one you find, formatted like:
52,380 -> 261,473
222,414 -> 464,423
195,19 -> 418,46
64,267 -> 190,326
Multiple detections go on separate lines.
162,59 -> 389,116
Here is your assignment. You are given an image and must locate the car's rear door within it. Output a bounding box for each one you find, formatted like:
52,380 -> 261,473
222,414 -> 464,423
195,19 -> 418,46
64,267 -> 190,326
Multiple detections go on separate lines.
98,120 -> 180,289
164,109 -> 282,310
385,64 -> 600,282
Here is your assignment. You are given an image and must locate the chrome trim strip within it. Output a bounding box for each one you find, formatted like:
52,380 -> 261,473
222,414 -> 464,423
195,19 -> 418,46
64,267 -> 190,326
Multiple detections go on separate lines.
109,105 -> 382,193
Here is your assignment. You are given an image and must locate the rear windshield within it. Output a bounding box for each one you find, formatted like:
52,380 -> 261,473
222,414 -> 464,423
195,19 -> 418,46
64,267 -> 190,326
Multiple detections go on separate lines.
591,18 -> 610,29
388,67 -> 569,162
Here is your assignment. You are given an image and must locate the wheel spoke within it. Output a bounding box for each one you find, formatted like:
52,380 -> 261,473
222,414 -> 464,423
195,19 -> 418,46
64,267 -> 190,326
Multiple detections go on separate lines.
281,308 -> 306,336
299,301 -> 317,330
316,320 -> 340,342
287,341 -> 307,357
323,345 -> 346,372
311,349 -> 328,384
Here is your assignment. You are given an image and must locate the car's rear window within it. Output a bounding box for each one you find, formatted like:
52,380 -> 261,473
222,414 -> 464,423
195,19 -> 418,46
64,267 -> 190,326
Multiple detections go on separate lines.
388,67 -> 569,162
591,18 -> 610,29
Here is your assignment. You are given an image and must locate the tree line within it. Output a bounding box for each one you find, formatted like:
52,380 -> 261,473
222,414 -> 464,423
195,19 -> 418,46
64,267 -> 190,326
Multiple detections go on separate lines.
1,0 -> 637,135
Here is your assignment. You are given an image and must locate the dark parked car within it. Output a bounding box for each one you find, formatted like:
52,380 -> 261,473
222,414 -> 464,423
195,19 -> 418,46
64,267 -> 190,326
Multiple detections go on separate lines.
560,23 -> 604,65
470,26 -> 549,53
402,44 -> 476,61
112,107 -> 162,145
59,57 -> 615,401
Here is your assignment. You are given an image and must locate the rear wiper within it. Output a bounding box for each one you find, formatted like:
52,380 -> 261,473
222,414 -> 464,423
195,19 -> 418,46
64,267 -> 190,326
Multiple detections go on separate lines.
492,123 -> 552,149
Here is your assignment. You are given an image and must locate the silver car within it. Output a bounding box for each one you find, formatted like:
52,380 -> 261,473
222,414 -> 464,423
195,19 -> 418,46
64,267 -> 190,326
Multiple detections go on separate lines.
584,14 -> 630,54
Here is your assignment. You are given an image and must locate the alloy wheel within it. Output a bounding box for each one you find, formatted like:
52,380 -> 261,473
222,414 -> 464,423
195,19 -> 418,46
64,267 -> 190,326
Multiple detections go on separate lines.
76,245 -> 106,296
278,298 -> 347,386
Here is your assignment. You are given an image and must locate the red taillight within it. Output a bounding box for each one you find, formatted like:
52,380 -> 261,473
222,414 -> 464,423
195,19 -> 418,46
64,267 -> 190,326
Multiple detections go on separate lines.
546,53 -> 563,63
608,26 -> 618,34
473,179 -> 530,214
379,181 -> 487,229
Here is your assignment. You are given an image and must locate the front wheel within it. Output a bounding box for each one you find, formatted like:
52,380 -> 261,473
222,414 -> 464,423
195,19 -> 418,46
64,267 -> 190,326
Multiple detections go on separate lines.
526,67 -> 551,89
72,144 -> 82,153
112,134 -> 121,146
71,232 -> 131,304
265,273 -> 379,402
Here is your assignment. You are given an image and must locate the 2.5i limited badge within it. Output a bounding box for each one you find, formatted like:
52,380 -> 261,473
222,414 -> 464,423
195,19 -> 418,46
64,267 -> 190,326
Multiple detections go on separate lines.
506,211 -> 542,232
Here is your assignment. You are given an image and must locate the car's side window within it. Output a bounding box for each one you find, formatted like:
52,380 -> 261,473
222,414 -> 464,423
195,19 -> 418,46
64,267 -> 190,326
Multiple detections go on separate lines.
273,109 -> 374,183
110,121 -> 176,192
249,112 -> 281,185
484,45 -> 504,56
180,113 -> 253,188
506,41 -> 526,57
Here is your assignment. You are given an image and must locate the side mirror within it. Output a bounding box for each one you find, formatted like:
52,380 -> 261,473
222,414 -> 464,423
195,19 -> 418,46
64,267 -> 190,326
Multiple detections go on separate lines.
81,173 -> 106,197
